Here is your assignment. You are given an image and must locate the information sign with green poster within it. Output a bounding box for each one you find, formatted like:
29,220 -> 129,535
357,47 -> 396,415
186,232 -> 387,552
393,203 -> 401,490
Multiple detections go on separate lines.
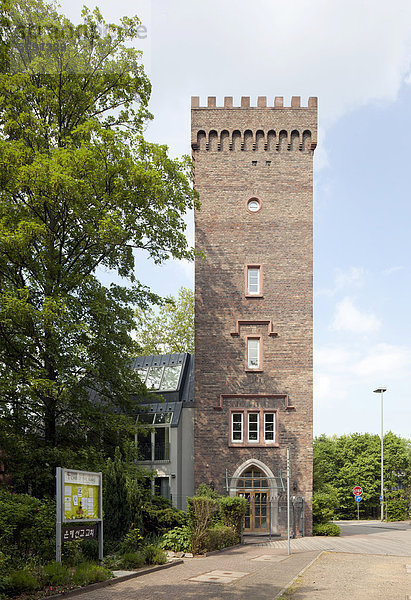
62,470 -> 101,520
56,468 -> 103,563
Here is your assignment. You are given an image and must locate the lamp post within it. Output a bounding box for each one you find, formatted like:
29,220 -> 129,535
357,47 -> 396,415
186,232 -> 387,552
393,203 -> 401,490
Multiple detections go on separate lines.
373,387 -> 387,521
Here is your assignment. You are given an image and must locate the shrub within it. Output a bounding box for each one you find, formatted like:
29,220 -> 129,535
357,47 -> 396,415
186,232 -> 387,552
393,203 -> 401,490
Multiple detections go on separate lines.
7,569 -> 41,595
0,489 -> 55,568
72,562 -> 113,586
42,561 -> 71,586
204,525 -> 238,552
121,552 -> 145,569
160,525 -> 191,552
188,496 -> 219,554
62,540 -> 83,566
143,544 -> 167,565
386,490 -> 409,521
120,527 -> 144,554
141,504 -> 188,535
219,496 -> 248,539
312,488 -> 339,524
80,539 -> 99,561
313,522 -> 340,536
195,484 -> 221,499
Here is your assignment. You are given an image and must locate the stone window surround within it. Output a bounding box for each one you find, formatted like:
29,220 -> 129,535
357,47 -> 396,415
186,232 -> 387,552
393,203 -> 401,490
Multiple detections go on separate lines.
245,334 -> 262,372
229,408 -> 279,448
245,264 -> 263,298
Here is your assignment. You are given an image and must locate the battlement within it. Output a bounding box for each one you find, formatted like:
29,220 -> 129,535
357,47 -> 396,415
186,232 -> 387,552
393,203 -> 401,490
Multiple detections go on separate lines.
191,95 -> 317,152
191,96 -> 317,109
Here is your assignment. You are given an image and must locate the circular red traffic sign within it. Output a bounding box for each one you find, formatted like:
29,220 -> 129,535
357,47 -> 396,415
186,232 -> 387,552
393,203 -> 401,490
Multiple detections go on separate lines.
353,486 -> 363,496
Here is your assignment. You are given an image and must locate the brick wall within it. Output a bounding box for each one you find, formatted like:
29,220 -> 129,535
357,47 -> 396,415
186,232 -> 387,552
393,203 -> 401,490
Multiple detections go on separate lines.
192,96 -> 317,535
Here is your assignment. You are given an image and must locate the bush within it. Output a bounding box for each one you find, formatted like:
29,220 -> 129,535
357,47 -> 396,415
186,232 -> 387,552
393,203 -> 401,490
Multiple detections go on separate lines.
7,569 -> 41,595
140,504 -> 188,535
386,491 -> 409,521
313,522 -> 340,536
312,488 -> 339,524
72,562 -> 113,586
143,544 -> 167,565
188,496 -> 219,555
195,484 -> 221,499
121,552 -> 145,569
204,525 -> 238,552
120,527 -> 144,554
0,489 -> 55,568
42,561 -> 71,586
219,496 -> 248,539
160,525 -> 191,552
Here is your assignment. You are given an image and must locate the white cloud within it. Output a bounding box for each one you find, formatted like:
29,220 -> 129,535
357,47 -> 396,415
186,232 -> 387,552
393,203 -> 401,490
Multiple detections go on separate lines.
317,267 -> 366,297
352,343 -> 411,379
330,297 -> 381,334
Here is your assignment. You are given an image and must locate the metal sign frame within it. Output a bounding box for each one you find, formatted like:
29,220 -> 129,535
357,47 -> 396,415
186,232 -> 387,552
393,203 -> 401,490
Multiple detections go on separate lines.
56,467 -> 103,563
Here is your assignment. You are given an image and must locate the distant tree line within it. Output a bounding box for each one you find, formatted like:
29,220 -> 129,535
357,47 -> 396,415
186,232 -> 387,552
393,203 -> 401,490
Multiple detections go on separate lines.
313,432 -> 411,521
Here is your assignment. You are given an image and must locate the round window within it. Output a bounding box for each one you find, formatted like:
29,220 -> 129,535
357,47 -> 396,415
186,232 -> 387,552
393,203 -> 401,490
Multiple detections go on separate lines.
247,197 -> 261,213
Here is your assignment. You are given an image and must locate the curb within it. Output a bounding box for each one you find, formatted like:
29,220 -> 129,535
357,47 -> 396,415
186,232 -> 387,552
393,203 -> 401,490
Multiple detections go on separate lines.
44,559 -> 184,599
274,551 -> 325,600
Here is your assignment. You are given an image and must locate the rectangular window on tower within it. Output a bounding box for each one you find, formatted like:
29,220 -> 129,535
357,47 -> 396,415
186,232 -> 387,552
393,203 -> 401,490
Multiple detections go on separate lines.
245,265 -> 262,297
246,337 -> 261,370
231,412 -> 243,442
229,408 -> 278,447
248,413 -> 259,442
264,412 -> 276,443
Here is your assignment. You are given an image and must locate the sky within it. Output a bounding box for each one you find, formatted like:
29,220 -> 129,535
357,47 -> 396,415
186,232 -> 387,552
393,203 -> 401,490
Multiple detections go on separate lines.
57,0 -> 411,439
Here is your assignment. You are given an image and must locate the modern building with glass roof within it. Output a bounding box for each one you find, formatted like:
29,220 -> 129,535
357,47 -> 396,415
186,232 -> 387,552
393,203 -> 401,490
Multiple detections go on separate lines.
132,352 -> 194,509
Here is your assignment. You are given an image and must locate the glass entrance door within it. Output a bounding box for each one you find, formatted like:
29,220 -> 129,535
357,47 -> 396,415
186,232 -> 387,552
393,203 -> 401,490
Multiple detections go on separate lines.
237,491 -> 269,532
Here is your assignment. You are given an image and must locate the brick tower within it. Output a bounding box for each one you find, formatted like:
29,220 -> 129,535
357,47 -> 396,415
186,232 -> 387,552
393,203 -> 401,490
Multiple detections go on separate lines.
192,95 -> 317,536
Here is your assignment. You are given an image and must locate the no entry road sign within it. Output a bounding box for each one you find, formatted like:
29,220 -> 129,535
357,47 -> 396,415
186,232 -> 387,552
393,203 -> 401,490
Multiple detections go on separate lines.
353,486 -> 363,496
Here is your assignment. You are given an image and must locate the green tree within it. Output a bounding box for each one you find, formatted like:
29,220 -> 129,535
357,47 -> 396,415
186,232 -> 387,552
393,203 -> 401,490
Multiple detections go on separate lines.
313,432 -> 411,520
135,286 -> 194,355
0,0 -> 197,492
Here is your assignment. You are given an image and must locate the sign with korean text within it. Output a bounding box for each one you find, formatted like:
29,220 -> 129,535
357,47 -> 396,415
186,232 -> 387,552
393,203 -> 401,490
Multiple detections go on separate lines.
62,524 -> 98,542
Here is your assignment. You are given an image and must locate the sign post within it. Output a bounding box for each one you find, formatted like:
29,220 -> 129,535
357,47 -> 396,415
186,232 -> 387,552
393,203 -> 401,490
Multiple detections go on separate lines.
353,486 -> 363,521
286,448 -> 290,556
56,468 -> 103,564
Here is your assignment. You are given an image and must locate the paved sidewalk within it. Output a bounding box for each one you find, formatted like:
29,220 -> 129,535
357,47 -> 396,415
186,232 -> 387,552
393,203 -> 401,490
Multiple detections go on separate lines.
71,545 -> 320,600
285,552 -> 411,600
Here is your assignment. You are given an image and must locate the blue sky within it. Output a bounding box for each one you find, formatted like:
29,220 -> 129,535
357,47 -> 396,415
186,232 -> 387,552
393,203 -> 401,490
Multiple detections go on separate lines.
59,0 -> 411,439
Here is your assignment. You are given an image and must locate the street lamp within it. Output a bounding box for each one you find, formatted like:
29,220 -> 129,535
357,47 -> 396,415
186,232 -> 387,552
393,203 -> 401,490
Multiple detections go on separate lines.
373,387 -> 387,521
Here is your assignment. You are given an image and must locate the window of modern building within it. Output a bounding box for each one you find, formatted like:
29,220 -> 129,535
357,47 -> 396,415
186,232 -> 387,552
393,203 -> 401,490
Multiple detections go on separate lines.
247,337 -> 260,369
154,476 -> 171,500
136,365 -> 182,391
231,412 -> 243,442
137,412 -> 172,461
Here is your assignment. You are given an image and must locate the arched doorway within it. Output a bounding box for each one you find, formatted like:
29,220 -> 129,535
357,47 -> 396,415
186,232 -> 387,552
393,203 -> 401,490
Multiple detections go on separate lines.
236,466 -> 269,532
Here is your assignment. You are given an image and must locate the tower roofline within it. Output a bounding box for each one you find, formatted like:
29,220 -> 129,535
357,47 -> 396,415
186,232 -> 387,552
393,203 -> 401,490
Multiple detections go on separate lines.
191,96 -> 318,109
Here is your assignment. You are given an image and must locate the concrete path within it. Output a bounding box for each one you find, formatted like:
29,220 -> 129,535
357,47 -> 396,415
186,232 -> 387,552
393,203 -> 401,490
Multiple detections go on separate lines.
71,521 -> 411,600
72,545 -> 320,600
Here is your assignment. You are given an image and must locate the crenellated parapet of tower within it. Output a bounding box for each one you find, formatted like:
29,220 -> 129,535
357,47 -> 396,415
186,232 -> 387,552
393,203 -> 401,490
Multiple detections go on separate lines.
191,96 -> 317,152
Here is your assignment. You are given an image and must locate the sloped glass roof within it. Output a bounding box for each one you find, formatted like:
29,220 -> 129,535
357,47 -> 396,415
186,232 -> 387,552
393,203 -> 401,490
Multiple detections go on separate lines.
136,364 -> 182,392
